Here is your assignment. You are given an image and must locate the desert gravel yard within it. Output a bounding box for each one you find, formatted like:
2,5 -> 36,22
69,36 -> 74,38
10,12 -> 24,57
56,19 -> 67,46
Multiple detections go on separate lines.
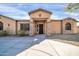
47,34 -> 79,46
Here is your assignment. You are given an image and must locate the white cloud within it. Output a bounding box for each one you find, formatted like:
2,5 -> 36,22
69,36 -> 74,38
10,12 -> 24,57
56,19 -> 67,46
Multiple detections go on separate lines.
64,12 -> 79,17
0,5 -> 26,14
0,5 -> 28,19
8,14 -> 29,19
50,15 -> 65,19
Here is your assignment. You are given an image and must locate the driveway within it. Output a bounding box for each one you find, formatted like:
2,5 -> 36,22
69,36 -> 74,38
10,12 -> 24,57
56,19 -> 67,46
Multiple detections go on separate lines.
0,35 -> 45,56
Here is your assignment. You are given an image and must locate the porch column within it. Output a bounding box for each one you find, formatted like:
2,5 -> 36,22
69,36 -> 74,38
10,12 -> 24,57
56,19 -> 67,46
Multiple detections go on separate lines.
29,19 -> 35,36
44,21 -> 47,35
46,19 -> 51,36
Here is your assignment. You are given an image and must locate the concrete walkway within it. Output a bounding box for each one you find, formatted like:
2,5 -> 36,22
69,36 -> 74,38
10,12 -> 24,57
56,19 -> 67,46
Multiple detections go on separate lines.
17,39 -> 79,56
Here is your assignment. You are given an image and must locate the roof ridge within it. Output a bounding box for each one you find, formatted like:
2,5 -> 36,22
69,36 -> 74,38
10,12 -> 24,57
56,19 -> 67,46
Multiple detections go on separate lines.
0,15 -> 15,21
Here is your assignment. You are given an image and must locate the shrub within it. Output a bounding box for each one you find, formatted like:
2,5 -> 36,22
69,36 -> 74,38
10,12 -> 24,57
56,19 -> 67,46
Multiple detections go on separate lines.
18,30 -> 29,36
0,30 -> 8,36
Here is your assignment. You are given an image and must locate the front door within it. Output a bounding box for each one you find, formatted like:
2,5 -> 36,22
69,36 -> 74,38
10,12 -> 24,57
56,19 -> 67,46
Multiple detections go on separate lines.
39,24 -> 43,34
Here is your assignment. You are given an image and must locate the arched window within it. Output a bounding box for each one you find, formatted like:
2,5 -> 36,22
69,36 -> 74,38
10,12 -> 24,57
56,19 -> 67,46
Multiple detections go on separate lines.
0,22 -> 3,30
65,23 -> 71,30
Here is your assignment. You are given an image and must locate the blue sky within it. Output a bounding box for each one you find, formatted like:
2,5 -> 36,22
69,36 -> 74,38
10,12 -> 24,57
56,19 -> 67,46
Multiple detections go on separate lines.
0,3 -> 79,21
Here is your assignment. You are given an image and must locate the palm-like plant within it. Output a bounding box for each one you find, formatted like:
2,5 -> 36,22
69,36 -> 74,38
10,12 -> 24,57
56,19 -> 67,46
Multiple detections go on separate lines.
65,3 -> 79,12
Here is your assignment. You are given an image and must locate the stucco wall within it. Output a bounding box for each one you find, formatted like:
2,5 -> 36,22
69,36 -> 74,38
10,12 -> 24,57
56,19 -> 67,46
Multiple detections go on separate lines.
50,20 -> 61,34
0,16 -> 16,34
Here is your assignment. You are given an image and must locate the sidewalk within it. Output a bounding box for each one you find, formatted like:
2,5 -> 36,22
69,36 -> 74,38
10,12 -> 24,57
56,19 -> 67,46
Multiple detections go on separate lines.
17,39 -> 79,56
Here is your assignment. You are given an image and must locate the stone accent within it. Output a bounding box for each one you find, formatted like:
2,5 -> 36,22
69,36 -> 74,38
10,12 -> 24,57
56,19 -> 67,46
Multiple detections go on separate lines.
46,19 -> 51,36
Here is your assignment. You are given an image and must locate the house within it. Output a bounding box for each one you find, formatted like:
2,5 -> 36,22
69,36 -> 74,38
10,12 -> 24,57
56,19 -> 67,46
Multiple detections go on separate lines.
0,8 -> 78,36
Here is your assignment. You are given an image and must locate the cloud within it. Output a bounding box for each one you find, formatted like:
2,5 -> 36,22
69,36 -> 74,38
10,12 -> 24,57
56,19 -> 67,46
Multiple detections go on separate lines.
0,4 -> 28,19
65,12 -> 79,17
51,15 -> 65,19
0,5 -> 26,14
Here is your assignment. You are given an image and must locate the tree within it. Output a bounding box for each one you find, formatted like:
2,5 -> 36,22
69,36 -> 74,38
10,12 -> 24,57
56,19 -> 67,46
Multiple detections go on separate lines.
65,3 -> 79,22
65,3 -> 79,12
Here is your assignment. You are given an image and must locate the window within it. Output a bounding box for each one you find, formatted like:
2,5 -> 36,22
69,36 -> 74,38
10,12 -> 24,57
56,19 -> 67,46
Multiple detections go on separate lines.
65,23 -> 71,30
0,22 -> 3,30
20,24 -> 29,31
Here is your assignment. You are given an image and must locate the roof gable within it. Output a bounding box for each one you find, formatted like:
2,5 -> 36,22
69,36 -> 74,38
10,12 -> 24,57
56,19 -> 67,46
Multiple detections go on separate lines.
29,8 -> 52,15
63,17 -> 77,21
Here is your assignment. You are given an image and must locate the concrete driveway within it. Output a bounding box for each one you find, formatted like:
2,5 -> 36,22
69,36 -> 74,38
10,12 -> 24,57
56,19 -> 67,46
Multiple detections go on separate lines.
0,35 -> 79,56
17,39 -> 79,56
0,35 -> 45,56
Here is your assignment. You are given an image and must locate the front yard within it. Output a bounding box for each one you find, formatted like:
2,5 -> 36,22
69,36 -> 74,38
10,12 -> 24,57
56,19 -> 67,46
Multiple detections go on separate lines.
0,34 -> 79,56
47,34 -> 79,46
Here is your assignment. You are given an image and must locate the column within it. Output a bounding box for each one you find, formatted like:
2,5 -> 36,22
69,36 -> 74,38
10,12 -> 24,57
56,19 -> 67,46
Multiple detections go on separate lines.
46,19 -> 51,36
44,21 -> 47,35
29,19 -> 34,36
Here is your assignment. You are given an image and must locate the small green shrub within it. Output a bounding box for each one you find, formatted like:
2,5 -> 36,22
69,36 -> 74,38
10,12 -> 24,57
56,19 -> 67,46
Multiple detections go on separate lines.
18,30 -> 29,36
0,30 -> 8,36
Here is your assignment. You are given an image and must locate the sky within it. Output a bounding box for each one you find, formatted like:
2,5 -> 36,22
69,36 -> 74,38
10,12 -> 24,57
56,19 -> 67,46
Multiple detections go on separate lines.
0,3 -> 79,21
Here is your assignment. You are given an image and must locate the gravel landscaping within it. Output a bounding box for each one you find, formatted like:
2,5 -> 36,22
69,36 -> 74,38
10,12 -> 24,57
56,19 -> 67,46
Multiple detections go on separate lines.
47,34 -> 79,46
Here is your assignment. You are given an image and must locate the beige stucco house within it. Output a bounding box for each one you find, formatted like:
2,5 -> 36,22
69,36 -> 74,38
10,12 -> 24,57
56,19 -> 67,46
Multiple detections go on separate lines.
0,8 -> 78,36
